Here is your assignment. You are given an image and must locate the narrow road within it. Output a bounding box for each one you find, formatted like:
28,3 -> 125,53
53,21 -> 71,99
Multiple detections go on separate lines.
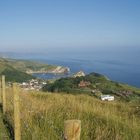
0,111 -> 10,140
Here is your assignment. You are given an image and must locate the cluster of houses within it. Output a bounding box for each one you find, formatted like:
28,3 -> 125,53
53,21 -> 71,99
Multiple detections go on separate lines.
77,80 -> 115,101
75,70 -> 115,101
20,79 -> 47,91
78,80 -> 91,88
21,70 -> 115,101
118,90 -> 133,97
91,89 -> 115,101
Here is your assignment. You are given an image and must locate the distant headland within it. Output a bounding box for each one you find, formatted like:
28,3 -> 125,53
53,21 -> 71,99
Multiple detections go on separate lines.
0,57 -> 70,82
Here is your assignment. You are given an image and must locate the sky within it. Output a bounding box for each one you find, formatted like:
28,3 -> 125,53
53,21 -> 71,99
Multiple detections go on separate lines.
0,0 -> 140,53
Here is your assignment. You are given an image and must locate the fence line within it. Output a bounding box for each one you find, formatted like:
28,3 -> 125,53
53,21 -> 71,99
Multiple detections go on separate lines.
13,83 -> 21,140
2,75 -> 6,114
64,120 -> 81,140
0,75 -> 81,140
0,78 -> 2,104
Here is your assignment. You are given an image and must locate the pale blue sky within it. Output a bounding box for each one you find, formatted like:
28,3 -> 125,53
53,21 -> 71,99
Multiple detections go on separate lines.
0,0 -> 140,52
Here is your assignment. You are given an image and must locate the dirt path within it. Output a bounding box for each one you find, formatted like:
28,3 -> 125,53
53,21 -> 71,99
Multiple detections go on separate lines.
0,111 -> 10,140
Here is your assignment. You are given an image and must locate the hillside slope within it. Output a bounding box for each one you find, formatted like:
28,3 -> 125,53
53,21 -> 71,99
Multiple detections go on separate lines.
0,58 -> 34,82
0,57 -> 70,82
43,72 -> 140,101
5,58 -> 57,73
0,57 -> 69,74
5,89 -> 140,140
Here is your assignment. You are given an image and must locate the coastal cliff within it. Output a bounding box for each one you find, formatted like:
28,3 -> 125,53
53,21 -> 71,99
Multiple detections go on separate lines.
26,66 -> 70,74
0,57 -> 70,82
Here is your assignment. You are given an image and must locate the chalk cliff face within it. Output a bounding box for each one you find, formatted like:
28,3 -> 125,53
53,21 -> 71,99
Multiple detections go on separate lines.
26,66 -> 70,74
50,66 -> 70,74
73,71 -> 85,77
0,57 -> 70,79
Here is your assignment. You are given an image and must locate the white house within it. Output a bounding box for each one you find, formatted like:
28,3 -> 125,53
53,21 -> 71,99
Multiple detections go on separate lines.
101,95 -> 114,101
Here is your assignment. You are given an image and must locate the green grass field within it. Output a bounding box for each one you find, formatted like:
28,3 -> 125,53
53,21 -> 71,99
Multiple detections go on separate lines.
0,111 -> 10,140
5,87 -> 140,140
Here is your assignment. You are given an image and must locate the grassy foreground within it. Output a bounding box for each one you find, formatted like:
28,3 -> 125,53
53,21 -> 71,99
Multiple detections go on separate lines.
5,88 -> 140,140
0,111 -> 10,140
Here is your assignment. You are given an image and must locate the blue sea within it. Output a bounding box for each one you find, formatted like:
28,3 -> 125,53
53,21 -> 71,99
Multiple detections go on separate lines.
12,47 -> 140,88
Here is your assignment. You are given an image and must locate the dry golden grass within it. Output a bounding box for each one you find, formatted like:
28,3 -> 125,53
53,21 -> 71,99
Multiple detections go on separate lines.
5,87 -> 140,140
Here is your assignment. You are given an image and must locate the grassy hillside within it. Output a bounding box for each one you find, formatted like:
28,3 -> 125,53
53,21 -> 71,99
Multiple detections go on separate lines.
43,72 -> 140,101
0,57 -> 70,82
5,88 -> 140,140
0,57 -> 61,82
0,58 -> 34,82
1,68 -> 34,82
4,58 -> 57,72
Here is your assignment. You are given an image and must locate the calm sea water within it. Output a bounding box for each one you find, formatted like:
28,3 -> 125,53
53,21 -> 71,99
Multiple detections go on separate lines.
13,48 -> 140,88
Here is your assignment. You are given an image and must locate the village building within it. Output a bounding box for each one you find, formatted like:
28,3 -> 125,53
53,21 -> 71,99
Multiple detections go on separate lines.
21,79 -> 46,91
78,80 -> 91,88
101,95 -> 114,101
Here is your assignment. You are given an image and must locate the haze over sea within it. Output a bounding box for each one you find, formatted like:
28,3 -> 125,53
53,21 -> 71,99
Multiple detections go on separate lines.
10,46 -> 140,88
0,0 -> 140,87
